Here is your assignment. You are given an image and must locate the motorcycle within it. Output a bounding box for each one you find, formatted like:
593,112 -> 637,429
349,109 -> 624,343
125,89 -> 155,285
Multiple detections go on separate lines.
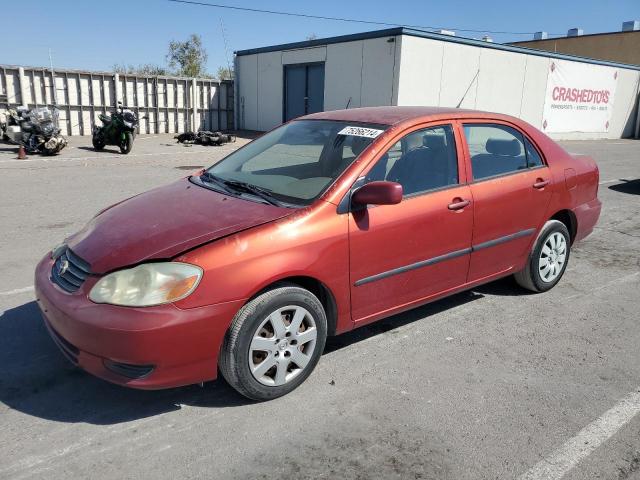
174,130 -> 236,146
1,106 -> 67,155
92,102 -> 139,154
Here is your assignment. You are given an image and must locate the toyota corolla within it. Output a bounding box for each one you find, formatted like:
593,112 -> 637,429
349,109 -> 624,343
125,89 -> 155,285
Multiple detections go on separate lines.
35,107 -> 601,400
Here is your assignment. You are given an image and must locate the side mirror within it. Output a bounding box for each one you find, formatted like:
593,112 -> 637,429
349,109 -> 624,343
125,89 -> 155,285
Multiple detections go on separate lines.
352,181 -> 403,207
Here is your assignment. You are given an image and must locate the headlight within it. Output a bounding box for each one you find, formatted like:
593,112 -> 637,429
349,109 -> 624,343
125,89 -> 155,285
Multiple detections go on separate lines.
89,262 -> 203,307
51,242 -> 67,259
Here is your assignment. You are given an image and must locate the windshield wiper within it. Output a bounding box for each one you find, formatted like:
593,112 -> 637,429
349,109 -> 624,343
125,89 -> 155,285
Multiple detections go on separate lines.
199,171 -> 232,194
220,179 -> 282,206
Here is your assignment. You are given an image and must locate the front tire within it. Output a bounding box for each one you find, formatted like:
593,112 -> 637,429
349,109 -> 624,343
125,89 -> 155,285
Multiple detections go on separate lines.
514,220 -> 571,292
219,284 -> 327,401
92,132 -> 106,151
119,132 -> 133,154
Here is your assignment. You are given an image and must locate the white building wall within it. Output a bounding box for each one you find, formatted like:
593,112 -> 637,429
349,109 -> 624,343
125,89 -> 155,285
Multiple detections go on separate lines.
611,68 -> 640,138
360,37 -> 398,106
257,51 -> 283,131
235,35 -> 401,131
518,55 -> 551,127
437,42 -> 481,109
236,32 -> 639,138
324,41 -> 364,111
237,54 -> 258,131
475,49 -> 527,117
282,47 -> 326,65
395,35 -> 640,139
395,36 -> 443,106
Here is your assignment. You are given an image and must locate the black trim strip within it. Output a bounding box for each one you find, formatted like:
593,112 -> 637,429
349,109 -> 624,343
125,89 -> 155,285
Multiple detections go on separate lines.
472,228 -> 536,252
354,247 -> 472,286
354,228 -> 536,286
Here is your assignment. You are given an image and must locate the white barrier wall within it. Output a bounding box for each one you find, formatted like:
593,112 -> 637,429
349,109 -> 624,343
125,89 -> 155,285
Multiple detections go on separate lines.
236,30 -> 640,139
0,65 -> 234,136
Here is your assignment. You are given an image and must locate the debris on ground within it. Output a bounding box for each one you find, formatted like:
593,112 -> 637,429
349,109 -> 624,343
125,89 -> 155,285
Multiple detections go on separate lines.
174,130 -> 236,146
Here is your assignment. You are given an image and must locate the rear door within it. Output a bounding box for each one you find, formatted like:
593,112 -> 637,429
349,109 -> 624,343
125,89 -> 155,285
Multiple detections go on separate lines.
348,123 -> 473,324
461,122 -> 553,281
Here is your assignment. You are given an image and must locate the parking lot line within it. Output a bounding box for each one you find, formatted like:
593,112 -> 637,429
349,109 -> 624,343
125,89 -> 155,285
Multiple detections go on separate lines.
0,286 -> 34,296
598,179 -> 620,185
518,388 -> 640,480
0,149 -> 213,165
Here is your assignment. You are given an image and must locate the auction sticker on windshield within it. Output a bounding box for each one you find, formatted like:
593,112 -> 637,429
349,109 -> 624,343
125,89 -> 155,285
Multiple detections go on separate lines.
338,126 -> 384,138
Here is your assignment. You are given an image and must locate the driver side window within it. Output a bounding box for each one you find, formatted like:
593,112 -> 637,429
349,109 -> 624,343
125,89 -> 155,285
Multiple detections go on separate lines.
365,125 -> 458,197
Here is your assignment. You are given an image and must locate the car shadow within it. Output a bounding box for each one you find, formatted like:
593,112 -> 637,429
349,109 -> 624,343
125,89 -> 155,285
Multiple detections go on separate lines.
0,277 -> 525,425
609,179 -> 640,195
325,276 -> 528,353
0,301 -> 252,426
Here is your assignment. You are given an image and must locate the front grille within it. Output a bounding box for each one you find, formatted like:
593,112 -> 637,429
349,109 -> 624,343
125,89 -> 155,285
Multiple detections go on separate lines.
104,360 -> 155,379
43,319 -> 79,365
51,248 -> 91,293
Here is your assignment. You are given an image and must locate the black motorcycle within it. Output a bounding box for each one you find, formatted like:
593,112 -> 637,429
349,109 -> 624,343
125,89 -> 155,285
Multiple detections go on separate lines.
1,106 -> 67,155
174,130 -> 236,146
92,102 -> 139,154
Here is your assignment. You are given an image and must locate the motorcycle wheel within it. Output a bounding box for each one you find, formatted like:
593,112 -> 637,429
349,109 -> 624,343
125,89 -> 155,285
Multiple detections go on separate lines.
42,150 -> 58,156
119,132 -> 133,154
92,132 -> 106,151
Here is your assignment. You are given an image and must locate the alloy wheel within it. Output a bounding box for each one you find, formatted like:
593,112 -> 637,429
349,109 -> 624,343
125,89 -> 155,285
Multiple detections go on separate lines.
249,305 -> 318,386
538,231 -> 567,283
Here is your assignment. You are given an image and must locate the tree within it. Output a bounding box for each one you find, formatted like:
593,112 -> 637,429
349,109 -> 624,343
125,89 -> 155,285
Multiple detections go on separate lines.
306,33 -> 318,40
216,66 -> 233,81
167,34 -> 209,78
112,63 -> 170,76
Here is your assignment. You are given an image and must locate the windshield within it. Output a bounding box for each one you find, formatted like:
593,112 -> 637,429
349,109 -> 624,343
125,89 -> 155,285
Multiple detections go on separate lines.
204,120 -> 387,206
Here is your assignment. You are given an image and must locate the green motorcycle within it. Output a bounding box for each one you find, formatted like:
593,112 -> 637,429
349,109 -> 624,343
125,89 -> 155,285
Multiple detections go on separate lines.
92,102 -> 139,154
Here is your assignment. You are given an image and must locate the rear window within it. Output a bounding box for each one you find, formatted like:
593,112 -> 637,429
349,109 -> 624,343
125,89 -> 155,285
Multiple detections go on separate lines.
463,124 -> 537,180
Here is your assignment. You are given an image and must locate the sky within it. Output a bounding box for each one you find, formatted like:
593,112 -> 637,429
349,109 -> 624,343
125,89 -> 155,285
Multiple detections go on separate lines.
4,0 -> 639,75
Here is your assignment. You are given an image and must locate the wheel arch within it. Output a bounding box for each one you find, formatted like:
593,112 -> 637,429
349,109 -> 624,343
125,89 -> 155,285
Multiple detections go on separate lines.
550,209 -> 577,244
249,276 -> 339,336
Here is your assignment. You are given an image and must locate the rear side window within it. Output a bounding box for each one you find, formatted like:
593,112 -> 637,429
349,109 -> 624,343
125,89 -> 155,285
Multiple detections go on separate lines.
366,125 -> 458,196
464,124 -> 528,181
524,138 -> 544,168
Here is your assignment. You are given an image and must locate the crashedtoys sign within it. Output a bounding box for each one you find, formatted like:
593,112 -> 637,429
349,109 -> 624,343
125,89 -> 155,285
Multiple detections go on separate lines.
542,59 -> 618,133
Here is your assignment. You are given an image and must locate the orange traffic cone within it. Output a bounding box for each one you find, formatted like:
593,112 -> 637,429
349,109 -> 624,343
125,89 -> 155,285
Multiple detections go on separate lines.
17,145 -> 27,160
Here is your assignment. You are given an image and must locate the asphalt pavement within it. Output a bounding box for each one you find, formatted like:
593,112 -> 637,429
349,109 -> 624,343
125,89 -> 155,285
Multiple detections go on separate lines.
0,134 -> 638,479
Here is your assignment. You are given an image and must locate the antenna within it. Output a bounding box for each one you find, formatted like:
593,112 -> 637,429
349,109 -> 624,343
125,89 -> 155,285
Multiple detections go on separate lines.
456,69 -> 479,108
219,18 -> 233,79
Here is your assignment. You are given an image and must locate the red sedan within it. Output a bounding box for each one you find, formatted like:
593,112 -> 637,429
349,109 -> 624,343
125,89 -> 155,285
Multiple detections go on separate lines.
35,107 -> 601,400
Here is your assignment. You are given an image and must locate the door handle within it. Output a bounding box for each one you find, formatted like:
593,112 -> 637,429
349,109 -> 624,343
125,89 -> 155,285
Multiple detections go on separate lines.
448,198 -> 471,210
533,179 -> 550,189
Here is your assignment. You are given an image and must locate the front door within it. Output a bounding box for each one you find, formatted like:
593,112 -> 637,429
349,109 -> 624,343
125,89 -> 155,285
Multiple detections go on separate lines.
348,124 -> 474,324
462,122 -> 553,281
284,63 -> 325,122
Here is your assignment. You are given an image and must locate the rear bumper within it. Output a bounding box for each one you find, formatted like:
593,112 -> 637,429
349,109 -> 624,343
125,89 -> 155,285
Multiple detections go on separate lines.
34,255 -> 244,389
573,197 -> 602,243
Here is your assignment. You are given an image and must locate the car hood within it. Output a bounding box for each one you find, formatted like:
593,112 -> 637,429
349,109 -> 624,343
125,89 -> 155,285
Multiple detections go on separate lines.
67,178 -> 293,274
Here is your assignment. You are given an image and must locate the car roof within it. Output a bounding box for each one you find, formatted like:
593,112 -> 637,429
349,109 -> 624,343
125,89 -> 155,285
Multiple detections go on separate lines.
300,106 -> 519,126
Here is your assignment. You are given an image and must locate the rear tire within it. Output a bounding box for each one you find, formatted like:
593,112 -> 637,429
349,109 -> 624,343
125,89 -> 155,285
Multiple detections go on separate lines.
119,132 -> 133,154
514,220 -> 571,292
219,284 -> 327,401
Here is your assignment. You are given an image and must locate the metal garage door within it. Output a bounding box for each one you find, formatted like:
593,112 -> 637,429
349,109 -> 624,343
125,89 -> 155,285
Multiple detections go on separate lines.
284,63 -> 325,122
